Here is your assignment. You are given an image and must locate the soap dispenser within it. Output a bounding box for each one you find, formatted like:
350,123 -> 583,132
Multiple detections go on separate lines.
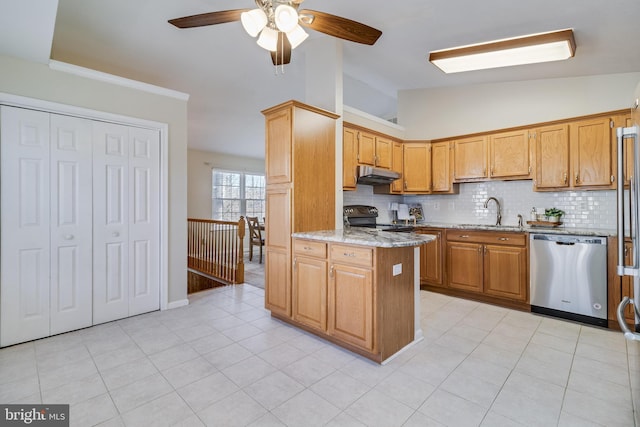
530,207 -> 537,221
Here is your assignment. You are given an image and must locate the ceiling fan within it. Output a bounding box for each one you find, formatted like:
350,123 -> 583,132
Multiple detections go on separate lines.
169,0 -> 382,66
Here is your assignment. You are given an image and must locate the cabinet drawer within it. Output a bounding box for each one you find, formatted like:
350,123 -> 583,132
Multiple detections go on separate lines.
330,244 -> 373,267
294,239 -> 327,258
446,230 -> 526,246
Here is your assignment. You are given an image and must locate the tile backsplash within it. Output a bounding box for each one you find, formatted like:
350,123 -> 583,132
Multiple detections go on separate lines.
343,180 -> 617,230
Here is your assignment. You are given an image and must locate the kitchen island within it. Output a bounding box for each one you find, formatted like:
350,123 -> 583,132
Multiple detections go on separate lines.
285,228 -> 434,364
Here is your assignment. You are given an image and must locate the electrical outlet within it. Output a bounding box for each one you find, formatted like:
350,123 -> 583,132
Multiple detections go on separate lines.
433,202 -> 440,211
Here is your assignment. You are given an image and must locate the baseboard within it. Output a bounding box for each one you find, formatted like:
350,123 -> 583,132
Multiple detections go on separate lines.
166,299 -> 189,310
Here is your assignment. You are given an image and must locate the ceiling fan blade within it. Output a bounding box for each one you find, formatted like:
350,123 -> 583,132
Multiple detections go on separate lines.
271,32 -> 292,66
298,10 -> 382,45
168,9 -> 248,28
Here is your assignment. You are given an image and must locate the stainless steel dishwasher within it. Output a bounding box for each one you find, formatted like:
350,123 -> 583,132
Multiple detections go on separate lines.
530,233 -> 607,326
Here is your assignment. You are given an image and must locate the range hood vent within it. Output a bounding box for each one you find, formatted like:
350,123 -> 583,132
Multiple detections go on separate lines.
357,165 -> 401,185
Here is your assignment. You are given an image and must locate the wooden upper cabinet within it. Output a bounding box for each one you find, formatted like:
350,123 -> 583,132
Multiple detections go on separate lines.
570,117 -> 614,189
343,126 -> 358,190
265,108 -> 292,184
403,142 -> 431,193
489,130 -> 531,179
358,130 -> 376,166
375,136 -> 393,169
453,136 -> 487,181
534,124 -> 570,190
390,141 -> 404,193
431,141 -> 453,193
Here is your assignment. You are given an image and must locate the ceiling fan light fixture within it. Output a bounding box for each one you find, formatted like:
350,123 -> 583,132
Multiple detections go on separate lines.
241,8 -> 267,37
286,25 -> 308,49
429,29 -> 576,73
257,26 -> 279,51
274,4 -> 299,32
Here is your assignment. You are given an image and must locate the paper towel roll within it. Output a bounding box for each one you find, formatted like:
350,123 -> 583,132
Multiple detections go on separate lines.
397,204 -> 410,220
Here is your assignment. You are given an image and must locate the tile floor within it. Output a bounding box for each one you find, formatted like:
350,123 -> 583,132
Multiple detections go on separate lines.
1,285 -> 637,427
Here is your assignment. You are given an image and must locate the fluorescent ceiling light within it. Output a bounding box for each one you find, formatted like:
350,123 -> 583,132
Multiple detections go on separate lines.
429,29 -> 576,73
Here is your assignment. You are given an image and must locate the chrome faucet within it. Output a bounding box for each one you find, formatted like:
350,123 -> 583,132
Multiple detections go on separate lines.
484,197 -> 502,226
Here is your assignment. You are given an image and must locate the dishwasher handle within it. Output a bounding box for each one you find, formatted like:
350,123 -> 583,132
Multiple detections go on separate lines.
555,241 -> 575,246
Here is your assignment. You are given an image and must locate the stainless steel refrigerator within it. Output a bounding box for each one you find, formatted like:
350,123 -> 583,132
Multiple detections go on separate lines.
616,81 -> 640,338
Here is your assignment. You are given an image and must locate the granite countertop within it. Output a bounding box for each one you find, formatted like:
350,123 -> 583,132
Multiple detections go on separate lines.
414,222 -> 616,237
292,228 -> 436,248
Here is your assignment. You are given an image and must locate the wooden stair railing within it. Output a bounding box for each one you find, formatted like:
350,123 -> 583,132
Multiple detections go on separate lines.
188,217 -> 245,285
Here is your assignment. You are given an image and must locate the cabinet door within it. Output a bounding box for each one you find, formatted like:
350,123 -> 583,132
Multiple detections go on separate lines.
403,143 -> 431,193
419,229 -> 443,286
358,130 -> 376,166
265,186 -> 292,317
343,126 -> 358,190
390,141 -> 404,193
1,107 -> 52,346
447,242 -> 483,293
431,141 -> 452,192
454,136 -> 487,181
328,263 -> 374,351
489,130 -> 531,179
570,117 -> 614,188
534,124 -> 570,189
375,136 -> 393,169
265,107 -> 292,184
483,245 -> 527,301
293,256 -> 327,331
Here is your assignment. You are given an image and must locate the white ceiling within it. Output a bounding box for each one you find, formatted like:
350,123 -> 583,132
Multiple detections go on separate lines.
4,0 -> 640,159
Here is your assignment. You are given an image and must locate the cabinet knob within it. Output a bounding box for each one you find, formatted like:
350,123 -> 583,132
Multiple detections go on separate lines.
563,172 -> 568,184
497,237 -> 510,241
575,173 -> 580,184
459,235 -> 470,238
63,234 -> 74,240
112,232 -> 120,237
329,265 -> 334,277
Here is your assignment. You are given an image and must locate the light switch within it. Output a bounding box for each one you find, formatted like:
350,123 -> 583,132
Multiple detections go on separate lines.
393,263 -> 402,276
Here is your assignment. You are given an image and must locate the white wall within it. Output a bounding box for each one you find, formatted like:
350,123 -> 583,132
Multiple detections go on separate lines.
187,149 -> 265,218
0,54 -> 189,304
399,72 -> 640,140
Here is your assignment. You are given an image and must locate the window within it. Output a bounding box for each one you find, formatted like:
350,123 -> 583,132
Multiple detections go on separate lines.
212,169 -> 265,221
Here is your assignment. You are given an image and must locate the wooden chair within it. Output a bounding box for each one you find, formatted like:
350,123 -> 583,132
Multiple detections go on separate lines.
247,216 -> 265,263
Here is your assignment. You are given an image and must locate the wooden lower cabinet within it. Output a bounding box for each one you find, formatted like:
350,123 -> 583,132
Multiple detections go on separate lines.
288,238 -> 415,363
328,263 -> 374,351
440,230 -> 528,307
265,248 -> 291,317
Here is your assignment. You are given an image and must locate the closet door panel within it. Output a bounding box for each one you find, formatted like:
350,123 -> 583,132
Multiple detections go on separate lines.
93,122 -> 130,324
1,106 -> 51,346
49,114 -> 93,334
129,128 -> 160,315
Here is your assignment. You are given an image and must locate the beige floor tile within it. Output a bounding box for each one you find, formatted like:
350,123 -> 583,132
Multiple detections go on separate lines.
0,376 -> 40,403
310,370 -> 371,410
558,411 -> 607,426
161,356 -> 218,389
92,341 -> 146,372
418,389 -> 487,427
41,372 -> 107,405
272,389 -> 340,427
38,357 -> 98,391
189,331 -> 234,355
402,410 -> 446,427
246,412 -> 286,427
325,411 -> 368,427
374,370 -> 436,409
70,393 -> 119,427
177,371 -> 239,412
440,370 -> 502,408
562,388 -> 634,427
149,342 -> 200,371
345,389 -> 414,427
110,372 -> 173,413
282,354 -> 335,387
221,355 -> 277,388
244,370 -> 305,410
567,369 -> 632,405
202,342 -> 253,370
197,390 -> 267,427
100,356 -> 158,391
120,391 -> 195,427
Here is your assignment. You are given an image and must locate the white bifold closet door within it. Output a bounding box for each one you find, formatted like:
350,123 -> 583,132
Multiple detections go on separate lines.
1,107 -> 93,345
92,122 -> 160,324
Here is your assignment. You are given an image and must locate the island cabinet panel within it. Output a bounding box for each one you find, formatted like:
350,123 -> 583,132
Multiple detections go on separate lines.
328,263 -> 374,351
453,136 -> 488,181
534,124 -> 570,189
293,255 -> 327,331
489,129 -> 532,179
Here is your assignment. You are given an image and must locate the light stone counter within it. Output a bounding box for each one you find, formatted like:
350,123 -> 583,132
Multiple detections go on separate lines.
291,228 -> 435,247
415,222 -> 616,237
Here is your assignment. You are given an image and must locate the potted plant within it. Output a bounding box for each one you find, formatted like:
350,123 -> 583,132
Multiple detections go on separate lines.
544,207 -> 565,223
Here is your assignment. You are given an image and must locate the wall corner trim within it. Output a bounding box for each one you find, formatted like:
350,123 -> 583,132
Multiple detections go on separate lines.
166,299 -> 189,310
49,60 -> 190,101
